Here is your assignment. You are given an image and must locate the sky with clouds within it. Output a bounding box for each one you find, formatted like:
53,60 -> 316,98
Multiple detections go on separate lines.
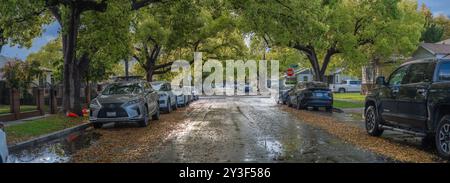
1,0 -> 450,60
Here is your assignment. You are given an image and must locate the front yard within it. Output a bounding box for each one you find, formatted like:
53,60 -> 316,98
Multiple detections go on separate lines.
333,93 -> 365,109
3,115 -> 87,144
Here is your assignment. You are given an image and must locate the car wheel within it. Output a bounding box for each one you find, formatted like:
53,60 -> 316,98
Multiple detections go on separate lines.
339,88 -> 346,93
435,115 -> 450,159
365,105 -> 383,137
167,99 -> 172,113
152,104 -> 160,120
138,106 -> 149,127
326,106 -> 333,113
173,100 -> 178,110
287,98 -> 292,107
296,98 -> 304,110
93,123 -> 103,129
312,107 -> 319,111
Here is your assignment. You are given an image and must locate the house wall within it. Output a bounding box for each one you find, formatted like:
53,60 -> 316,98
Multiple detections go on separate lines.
297,74 -> 313,82
412,47 -> 434,59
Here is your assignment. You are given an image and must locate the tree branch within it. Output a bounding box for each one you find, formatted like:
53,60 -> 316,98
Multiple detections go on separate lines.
79,0 -> 108,12
131,0 -> 164,10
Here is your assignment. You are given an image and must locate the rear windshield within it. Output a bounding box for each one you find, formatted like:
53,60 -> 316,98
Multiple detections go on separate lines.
296,82 -> 328,89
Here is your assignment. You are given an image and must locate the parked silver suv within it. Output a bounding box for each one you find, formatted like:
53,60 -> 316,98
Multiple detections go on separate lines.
89,80 -> 160,128
150,81 -> 177,113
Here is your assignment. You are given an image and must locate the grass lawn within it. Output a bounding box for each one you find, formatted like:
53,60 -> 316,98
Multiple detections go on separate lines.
3,115 -> 87,144
0,105 -> 50,115
333,93 -> 366,102
333,100 -> 364,109
0,105 -> 11,115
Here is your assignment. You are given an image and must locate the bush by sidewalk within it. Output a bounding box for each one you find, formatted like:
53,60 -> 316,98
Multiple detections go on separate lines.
3,115 -> 87,144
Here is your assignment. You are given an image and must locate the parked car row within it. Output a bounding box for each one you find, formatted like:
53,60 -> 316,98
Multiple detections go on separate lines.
89,80 -> 198,129
278,81 -> 333,112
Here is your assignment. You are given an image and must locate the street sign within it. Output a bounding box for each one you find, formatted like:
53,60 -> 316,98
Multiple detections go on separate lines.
287,68 -> 294,77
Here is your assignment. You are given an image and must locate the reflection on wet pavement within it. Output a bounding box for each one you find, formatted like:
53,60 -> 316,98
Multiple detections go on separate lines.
146,97 -> 390,163
8,131 -> 100,163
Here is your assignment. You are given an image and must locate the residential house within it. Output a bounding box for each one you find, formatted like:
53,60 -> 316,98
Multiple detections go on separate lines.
361,39 -> 450,94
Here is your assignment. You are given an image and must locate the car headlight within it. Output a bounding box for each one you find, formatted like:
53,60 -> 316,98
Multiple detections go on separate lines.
123,99 -> 141,107
90,99 -> 102,109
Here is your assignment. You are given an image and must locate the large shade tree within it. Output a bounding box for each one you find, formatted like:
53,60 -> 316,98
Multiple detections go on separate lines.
3,0 -> 164,115
235,0 -> 424,81
132,0 -> 242,81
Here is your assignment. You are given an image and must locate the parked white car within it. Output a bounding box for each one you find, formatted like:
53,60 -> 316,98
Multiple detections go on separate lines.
330,80 -> 361,93
0,123 -> 8,163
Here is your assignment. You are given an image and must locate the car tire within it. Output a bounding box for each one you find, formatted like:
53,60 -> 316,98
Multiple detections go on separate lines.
296,98 -> 304,110
339,88 -> 346,93
138,106 -> 149,127
167,99 -> 172,113
326,106 -> 333,113
435,115 -> 450,159
93,123 -> 103,129
173,100 -> 178,110
152,105 -> 160,120
313,107 -> 319,111
287,98 -> 292,107
365,105 -> 383,137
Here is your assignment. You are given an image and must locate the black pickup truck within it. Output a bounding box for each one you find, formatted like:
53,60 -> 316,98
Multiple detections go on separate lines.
364,58 -> 450,159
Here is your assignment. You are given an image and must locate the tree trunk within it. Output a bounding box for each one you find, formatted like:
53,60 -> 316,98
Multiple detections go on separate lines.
145,59 -> 155,82
293,45 -> 338,82
62,5 -> 81,115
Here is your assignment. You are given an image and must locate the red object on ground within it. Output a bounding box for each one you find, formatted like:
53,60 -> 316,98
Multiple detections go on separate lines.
67,112 -> 79,118
287,68 -> 294,77
82,108 -> 89,117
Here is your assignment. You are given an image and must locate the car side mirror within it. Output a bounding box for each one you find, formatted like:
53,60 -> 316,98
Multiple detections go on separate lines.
375,76 -> 386,86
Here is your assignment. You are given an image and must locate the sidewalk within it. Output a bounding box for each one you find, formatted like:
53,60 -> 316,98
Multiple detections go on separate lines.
3,114 -> 52,127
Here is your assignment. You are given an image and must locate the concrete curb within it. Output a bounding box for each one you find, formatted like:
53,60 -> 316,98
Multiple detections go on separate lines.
8,123 -> 91,152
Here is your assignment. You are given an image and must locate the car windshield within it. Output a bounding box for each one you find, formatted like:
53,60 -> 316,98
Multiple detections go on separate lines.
102,83 -> 142,95
151,83 -> 169,91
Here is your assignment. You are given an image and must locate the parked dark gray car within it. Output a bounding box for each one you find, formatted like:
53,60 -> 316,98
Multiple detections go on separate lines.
287,81 -> 333,112
89,80 -> 160,128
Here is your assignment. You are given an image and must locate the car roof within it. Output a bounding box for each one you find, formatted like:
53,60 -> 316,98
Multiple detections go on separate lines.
400,58 -> 450,67
112,80 -> 146,85
150,81 -> 168,85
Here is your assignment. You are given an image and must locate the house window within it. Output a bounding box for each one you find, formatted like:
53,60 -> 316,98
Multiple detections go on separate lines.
303,76 -> 308,81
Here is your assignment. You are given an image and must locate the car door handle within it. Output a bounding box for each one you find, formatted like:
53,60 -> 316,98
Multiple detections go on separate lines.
417,88 -> 427,96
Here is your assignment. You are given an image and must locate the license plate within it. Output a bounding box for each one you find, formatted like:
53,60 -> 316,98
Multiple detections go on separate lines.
315,93 -> 324,97
106,112 -> 117,117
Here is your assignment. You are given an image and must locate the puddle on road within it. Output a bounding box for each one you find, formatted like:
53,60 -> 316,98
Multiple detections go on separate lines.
7,131 -> 101,163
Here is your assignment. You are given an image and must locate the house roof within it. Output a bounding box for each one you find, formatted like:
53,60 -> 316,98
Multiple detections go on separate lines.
437,39 -> 450,45
420,43 -> 450,55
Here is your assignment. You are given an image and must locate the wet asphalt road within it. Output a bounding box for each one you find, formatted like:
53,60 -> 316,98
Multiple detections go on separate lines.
136,96 -> 388,163
10,96 -> 394,163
